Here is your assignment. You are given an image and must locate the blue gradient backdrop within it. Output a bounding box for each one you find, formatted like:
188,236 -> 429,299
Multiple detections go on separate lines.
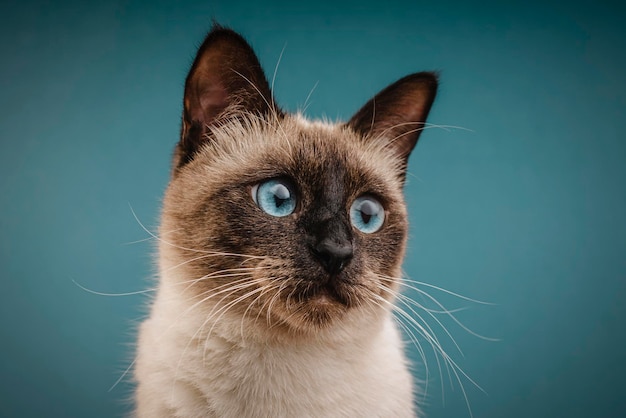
1,0 -> 625,417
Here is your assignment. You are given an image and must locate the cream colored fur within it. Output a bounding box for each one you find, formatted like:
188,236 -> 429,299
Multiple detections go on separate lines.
136,251 -> 416,417
135,116 -> 419,417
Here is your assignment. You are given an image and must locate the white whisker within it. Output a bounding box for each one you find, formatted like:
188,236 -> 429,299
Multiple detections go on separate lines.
121,236 -> 155,245
172,283 -> 267,402
129,204 -> 266,259
399,284 -> 498,342
301,80 -> 319,115
400,277 -> 495,306
270,43 -> 287,113
72,278 -> 157,297
366,274 -> 492,418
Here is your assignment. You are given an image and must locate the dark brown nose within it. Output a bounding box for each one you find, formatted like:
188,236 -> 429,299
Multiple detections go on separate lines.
311,238 -> 353,275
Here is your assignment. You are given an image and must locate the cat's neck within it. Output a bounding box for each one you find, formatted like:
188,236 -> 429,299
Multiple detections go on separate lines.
141,283 -> 415,417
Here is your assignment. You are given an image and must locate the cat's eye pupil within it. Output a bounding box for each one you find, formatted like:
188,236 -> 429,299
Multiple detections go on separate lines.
254,179 -> 296,217
350,196 -> 384,233
358,200 -> 378,224
272,184 -> 290,206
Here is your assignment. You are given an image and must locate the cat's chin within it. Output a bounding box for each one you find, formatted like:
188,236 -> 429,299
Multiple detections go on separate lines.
270,280 -> 368,332
307,290 -> 341,308
302,282 -> 350,307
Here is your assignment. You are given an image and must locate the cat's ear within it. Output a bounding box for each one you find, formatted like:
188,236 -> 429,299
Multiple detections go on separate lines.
176,26 -> 279,168
347,72 -> 437,178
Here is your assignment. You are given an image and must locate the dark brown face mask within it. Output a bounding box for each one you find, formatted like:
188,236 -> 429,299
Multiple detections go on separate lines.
161,25 -> 437,332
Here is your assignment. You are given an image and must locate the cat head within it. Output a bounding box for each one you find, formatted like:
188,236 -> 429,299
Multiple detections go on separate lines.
160,26 -> 437,337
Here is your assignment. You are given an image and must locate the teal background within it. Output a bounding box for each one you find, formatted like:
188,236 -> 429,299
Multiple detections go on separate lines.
1,0 -> 625,417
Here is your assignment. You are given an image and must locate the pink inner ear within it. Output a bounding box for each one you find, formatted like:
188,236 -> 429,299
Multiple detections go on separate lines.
176,27 -> 280,170
198,85 -> 229,124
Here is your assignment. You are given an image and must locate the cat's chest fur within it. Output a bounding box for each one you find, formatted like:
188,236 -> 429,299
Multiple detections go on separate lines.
134,25 -> 437,418
136,279 -> 415,417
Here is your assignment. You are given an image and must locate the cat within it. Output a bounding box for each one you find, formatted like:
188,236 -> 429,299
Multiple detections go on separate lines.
134,25 -> 437,418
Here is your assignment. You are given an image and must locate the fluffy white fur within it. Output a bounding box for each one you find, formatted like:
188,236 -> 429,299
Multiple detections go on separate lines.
135,244 -> 417,418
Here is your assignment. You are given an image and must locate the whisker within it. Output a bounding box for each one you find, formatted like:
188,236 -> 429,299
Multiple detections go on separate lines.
367,285 -> 487,418
72,278 -> 157,297
72,267 -> 266,299
270,43 -> 287,113
376,121 -> 474,142
399,277 -> 495,306
407,292 -> 497,343
265,278 -> 290,327
203,285 -> 267,347
121,228 -> 183,246
389,297 -> 465,409
121,236 -> 156,245
240,282 -> 276,339
228,68 -> 294,152
390,314 -> 433,401
391,289 -> 465,356
171,282 -> 267,399
229,69 -> 285,129
301,80 -> 319,115
370,96 -> 376,135
162,253 -> 259,275
371,292 -> 449,383
363,290 -> 431,386
109,359 -> 136,393
199,284 -> 273,365
266,279 -> 305,329
380,274 -> 498,342
179,267 -> 267,294
108,276 -> 262,392
129,204 -> 266,259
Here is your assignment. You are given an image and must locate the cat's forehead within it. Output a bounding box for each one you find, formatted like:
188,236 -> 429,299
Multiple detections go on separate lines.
187,114 -> 405,198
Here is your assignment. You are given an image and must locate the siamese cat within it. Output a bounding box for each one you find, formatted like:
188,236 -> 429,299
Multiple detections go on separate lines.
135,25 -> 437,417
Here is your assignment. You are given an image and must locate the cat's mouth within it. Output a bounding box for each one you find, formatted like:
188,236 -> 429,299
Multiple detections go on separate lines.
294,274 -> 363,310
301,282 -> 349,306
253,263 -> 370,330
268,280 -> 354,330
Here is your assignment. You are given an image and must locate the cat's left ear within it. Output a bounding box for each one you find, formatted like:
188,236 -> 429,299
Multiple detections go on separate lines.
176,26 -> 279,169
347,72 -> 437,178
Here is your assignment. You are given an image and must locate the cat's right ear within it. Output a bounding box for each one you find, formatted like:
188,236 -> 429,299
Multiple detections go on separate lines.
175,26 -> 279,169
347,72 -> 437,181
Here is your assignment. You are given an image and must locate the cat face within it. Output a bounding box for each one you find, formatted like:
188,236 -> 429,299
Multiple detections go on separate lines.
159,26 -> 436,335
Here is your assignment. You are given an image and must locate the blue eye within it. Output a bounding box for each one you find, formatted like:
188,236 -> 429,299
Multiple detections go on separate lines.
252,179 -> 297,217
350,196 -> 385,233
